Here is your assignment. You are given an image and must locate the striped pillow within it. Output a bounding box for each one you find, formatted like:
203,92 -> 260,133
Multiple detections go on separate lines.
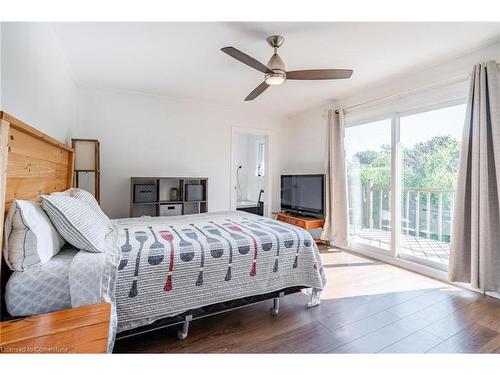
53,188 -> 111,228
41,195 -> 110,253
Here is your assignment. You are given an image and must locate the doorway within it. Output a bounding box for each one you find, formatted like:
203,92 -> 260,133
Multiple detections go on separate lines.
230,127 -> 272,217
345,102 -> 466,272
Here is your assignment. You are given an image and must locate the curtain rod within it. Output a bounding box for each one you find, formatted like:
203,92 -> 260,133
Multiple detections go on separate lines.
334,63 -> 500,115
334,73 -> 469,114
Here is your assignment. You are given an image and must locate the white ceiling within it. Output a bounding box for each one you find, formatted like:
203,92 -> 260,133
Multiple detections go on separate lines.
51,22 -> 500,115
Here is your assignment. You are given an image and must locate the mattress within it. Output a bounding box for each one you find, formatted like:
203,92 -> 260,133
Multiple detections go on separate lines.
5,245 -> 80,317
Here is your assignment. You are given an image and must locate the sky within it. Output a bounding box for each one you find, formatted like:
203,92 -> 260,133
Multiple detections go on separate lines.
344,103 -> 467,159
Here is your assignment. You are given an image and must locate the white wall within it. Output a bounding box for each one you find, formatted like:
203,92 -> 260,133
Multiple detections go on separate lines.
285,41 -> 500,174
245,134 -> 266,203
285,105 -> 328,174
75,86 -> 288,218
235,133 -> 266,203
235,133 -> 249,201
0,23 -> 77,142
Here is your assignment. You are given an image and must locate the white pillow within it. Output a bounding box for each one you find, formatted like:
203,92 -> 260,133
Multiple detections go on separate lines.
3,200 -> 66,271
53,188 -> 111,228
41,195 -> 110,253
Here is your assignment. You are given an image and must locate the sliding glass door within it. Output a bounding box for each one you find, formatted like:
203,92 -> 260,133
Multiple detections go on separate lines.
344,102 -> 466,271
399,104 -> 466,270
345,119 -> 392,251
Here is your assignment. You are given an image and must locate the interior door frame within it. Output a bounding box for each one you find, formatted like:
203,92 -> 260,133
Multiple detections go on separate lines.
230,126 -> 273,217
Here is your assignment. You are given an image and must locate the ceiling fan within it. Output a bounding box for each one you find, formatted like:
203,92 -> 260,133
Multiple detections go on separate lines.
221,35 -> 353,101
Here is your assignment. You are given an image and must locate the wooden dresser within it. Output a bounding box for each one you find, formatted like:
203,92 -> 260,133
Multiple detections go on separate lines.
275,212 -> 325,243
0,303 -> 111,354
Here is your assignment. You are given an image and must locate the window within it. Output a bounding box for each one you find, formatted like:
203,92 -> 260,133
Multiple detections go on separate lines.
257,142 -> 265,177
344,100 -> 466,271
345,119 -> 392,251
399,104 -> 466,269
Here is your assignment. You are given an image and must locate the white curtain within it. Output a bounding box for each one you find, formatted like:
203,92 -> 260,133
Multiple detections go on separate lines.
321,109 -> 349,247
449,61 -> 500,292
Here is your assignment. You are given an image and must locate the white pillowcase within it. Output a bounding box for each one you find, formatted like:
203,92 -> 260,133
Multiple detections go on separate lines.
53,188 -> 111,228
3,200 -> 66,272
41,195 -> 110,253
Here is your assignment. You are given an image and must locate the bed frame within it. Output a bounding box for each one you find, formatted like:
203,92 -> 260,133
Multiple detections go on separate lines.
0,112 -> 320,341
116,286 -> 303,341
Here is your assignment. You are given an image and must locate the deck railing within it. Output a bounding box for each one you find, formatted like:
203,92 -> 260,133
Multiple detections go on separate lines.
360,180 -> 456,243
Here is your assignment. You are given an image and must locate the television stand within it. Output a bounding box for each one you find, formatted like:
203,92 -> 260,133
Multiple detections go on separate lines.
275,212 -> 325,244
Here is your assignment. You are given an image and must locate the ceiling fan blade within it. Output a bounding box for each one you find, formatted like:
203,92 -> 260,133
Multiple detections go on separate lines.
245,82 -> 270,101
221,47 -> 273,74
286,69 -> 353,80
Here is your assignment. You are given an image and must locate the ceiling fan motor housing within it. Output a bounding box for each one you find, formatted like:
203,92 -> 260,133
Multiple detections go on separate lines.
265,35 -> 286,85
265,57 -> 286,85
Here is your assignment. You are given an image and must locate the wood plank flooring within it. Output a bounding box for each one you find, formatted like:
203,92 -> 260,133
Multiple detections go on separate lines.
113,246 -> 500,353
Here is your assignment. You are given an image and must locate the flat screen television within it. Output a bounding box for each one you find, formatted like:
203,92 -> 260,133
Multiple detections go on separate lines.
281,174 -> 325,218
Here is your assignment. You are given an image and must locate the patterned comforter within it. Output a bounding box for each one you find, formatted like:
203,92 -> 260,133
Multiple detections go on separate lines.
111,211 -> 326,334
25,211 -> 326,352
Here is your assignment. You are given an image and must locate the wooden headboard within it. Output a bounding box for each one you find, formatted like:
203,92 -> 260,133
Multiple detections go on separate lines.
0,111 -> 74,319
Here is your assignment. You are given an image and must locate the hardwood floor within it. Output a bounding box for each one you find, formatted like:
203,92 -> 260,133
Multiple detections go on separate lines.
113,246 -> 500,353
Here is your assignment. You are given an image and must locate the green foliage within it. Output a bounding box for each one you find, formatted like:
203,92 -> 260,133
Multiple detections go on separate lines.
403,136 -> 460,189
348,135 -> 461,243
348,135 -> 461,190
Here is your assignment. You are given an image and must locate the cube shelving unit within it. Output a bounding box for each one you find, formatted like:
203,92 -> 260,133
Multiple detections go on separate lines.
130,177 -> 208,218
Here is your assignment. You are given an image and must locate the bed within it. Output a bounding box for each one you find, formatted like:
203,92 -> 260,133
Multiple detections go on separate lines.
5,245 -> 79,316
0,112 -> 326,351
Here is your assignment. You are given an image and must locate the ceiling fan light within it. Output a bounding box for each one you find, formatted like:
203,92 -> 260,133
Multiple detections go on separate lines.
265,72 -> 286,85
